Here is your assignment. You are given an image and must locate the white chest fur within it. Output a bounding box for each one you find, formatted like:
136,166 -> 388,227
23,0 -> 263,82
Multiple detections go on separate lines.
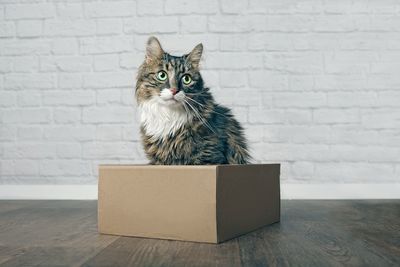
139,98 -> 192,140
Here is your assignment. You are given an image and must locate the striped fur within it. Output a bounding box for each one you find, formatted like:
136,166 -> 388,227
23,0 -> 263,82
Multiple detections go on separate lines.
135,37 -> 250,165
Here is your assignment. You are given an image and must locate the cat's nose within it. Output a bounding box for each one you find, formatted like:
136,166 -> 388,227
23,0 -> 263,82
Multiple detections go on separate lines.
170,88 -> 178,95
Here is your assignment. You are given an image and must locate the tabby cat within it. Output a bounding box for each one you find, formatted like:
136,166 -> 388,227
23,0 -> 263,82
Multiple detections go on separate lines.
135,36 -> 250,165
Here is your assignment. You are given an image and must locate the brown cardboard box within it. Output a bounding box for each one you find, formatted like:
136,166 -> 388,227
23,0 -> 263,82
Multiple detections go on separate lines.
98,164 -> 280,243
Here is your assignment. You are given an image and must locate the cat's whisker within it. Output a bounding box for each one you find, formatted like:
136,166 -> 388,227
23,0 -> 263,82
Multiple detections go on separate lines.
185,96 -> 205,107
185,92 -> 210,97
186,97 -> 231,119
184,99 -> 216,134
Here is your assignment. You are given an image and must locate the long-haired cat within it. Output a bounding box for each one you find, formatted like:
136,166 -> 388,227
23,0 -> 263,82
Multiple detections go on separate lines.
135,37 -> 250,165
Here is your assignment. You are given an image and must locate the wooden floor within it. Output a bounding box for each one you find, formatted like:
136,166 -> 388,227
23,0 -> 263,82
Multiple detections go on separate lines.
0,200 -> 399,267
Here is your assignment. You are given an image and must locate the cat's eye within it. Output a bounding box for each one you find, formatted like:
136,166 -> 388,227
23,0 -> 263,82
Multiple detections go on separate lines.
182,74 -> 192,85
156,71 -> 168,81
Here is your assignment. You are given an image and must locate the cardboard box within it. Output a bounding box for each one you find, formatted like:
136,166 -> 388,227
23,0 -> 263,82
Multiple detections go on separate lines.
98,164 -> 280,243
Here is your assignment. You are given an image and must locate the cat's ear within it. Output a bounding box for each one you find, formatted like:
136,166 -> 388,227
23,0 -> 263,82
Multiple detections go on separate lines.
187,43 -> 203,69
145,36 -> 164,63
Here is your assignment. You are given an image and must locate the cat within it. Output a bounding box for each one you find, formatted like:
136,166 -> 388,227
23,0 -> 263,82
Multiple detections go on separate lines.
135,36 -> 250,165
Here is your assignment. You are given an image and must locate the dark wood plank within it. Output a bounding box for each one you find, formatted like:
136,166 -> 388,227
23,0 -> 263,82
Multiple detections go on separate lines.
0,200 -> 46,214
83,236 -> 241,267
0,200 -> 399,267
0,200 -> 118,266
237,200 -> 400,267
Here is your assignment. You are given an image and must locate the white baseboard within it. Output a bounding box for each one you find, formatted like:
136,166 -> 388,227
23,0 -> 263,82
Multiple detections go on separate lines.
0,185 -> 98,200
281,183 -> 400,199
0,184 -> 399,200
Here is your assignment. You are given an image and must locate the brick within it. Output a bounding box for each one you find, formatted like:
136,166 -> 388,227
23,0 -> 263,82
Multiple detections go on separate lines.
40,160 -> 91,176
42,56 -> 92,73
17,91 -> 41,107
42,90 -> 95,106
361,109 -> 400,129
165,0 -> 218,14
264,52 -> 323,74
0,21 -> 15,37
151,35 -> 219,53
43,126 -> 95,141
205,52 -> 263,69
285,110 -> 313,124
378,91 -> 400,107
0,57 -> 12,73
18,126 -> 42,141
120,88 -> 136,106
265,15 -> 313,32
180,16 -> 207,33
327,92 -> 378,107
84,1 -> 135,18
56,143 -> 82,159
2,109 -> 51,124
96,125 -> 122,141
55,56 -> 92,72
314,109 -> 360,124
39,56 -> 57,72
232,89 -> 263,107
314,163 -> 396,183
80,37 -> 133,54
209,16 -> 251,33
83,72 -> 133,88
220,71 -> 247,87
17,20 -> 42,37
51,38 -> 79,55
96,19 -> 123,35
137,0 -> 163,15
56,3 -> 83,19
313,15 -> 357,32
220,35 -> 248,51
3,143 -> 55,159
94,54 -> 119,72
57,73 -> 83,89
220,0 -> 248,14
0,40 -> 51,56
83,107 -> 135,123
315,74 -> 367,91
0,6 -> 4,20
15,160 -> 40,176
12,56 -> 39,73
0,91 -> 16,107
97,89 -> 121,105
127,17 -> 179,34
53,108 -> 81,123
122,124 -> 140,141
4,74 -> 55,89
82,142 -> 136,159
6,4 -> 56,19
291,161 -> 314,178
248,71 -> 288,89
273,92 -> 326,108
44,20 -> 96,37
119,52 -> 143,70
288,75 -> 314,91
247,33 -> 265,51
248,108 -> 285,124
0,126 -> 16,141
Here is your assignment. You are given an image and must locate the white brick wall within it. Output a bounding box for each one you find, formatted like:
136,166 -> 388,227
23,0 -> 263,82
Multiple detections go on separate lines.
0,0 -> 399,186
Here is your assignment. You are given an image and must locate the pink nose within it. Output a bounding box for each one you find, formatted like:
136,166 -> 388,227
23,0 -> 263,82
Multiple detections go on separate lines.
170,88 -> 178,95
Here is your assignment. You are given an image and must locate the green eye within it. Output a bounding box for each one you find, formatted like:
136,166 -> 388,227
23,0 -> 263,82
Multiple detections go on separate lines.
156,71 -> 168,81
182,74 -> 192,85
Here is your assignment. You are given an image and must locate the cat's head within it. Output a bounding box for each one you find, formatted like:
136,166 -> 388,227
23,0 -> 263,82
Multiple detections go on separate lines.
135,37 -> 205,108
